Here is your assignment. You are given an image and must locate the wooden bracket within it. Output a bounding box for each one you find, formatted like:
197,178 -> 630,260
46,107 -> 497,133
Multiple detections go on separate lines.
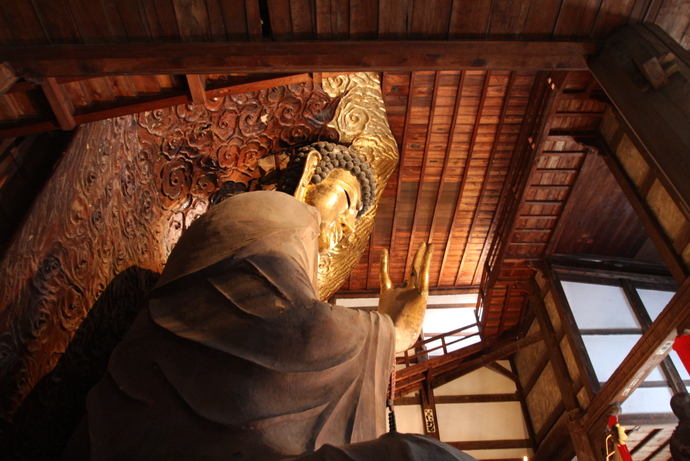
41,77 -> 76,131
0,62 -> 18,95
186,74 -> 207,105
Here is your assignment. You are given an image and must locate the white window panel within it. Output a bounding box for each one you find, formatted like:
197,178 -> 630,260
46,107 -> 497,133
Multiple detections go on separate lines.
636,288 -> 674,321
621,387 -> 673,414
581,335 -> 665,382
562,281 -> 640,329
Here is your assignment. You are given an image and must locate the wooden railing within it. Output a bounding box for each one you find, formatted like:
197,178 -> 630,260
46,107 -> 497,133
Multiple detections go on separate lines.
397,323 -> 480,367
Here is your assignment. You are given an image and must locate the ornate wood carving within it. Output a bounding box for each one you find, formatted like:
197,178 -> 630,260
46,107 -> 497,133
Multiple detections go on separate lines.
0,80 -> 339,458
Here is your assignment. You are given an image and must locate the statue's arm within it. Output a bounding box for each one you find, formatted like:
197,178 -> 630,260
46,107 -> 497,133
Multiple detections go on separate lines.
378,243 -> 434,353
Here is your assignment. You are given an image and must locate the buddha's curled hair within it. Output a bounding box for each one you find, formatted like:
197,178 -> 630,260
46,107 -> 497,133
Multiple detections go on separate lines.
277,142 -> 375,218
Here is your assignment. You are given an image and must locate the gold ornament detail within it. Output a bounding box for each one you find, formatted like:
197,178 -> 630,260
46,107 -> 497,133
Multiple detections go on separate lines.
317,72 -> 399,300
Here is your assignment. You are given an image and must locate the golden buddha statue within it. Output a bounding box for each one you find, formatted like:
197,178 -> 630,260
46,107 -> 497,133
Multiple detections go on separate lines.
62,73 -> 474,461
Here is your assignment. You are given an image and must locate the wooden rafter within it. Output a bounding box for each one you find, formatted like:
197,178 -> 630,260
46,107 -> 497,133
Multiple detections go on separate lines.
456,71 -> 515,284
388,72 -> 416,284
438,71 -> 491,284
403,71 -> 441,281
429,71 -> 465,287
2,40 -> 597,78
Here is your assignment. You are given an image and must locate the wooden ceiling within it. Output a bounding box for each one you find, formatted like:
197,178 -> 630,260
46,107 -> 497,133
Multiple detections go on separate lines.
0,0 -> 687,338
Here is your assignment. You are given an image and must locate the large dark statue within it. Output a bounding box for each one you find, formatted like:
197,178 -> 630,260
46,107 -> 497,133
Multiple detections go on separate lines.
671,392 -> 690,461
63,142 -> 475,460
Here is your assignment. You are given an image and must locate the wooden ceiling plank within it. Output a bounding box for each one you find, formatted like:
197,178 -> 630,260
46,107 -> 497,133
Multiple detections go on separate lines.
589,0 -> 637,40
173,0 -> 213,41
409,0 -> 452,40
522,0 -> 564,39
267,0 -> 293,40
553,0 -> 600,38
112,0 -> 154,41
448,0 -> 491,39
403,71 -> 441,281
290,0 -> 316,40
488,75 -> 567,286
314,0 -> 333,40
349,0 -> 378,40
30,0 -> 82,45
0,9 -> 15,46
482,73 -> 567,329
0,0 -> 48,45
498,284 -> 511,334
216,0 -> 249,41
202,0 -> 226,41
388,72 -> 416,285
244,0 -> 263,41
2,40 -> 597,78
473,72 -> 543,286
544,148 -> 592,255
66,0 -> 120,44
99,0 -> 128,42
378,0 -> 411,39
438,71 -> 491,285
456,71 -> 515,285
0,119 -> 58,138
429,71 -> 465,287
488,0 -> 531,37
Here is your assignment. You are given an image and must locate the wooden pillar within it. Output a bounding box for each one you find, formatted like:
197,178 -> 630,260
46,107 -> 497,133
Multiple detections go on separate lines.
419,371 -> 440,440
530,278 -> 599,461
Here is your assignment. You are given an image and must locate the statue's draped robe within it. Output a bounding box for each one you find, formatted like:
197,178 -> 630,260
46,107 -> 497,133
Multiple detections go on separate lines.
81,191 -> 396,460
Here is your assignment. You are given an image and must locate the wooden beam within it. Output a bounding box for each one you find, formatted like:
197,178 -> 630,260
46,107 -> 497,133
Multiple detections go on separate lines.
510,356 -> 538,450
186,74 -> 207,105
589,24 -> 690,220
598,130 -> 689,284
582,274 -> 690,433
530,278 -> 599,461
446,439 -> 532,450
437,393 -> 519,404
40,78 -> 76,131
0,62 -> 17,95
430,333 -> 543,389
2,41 -> 597,78
621,278 -> 687,394
541,259 -> 601,397
487,361 -> 517,382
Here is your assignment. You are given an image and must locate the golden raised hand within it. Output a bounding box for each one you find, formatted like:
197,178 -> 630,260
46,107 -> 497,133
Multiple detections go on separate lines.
379,242 -> 434,353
